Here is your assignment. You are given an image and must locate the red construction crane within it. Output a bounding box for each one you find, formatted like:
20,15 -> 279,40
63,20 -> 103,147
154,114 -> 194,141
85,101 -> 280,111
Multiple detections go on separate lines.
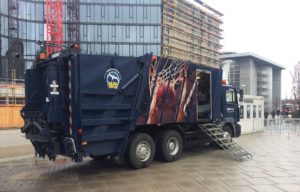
46,0 -> 63,56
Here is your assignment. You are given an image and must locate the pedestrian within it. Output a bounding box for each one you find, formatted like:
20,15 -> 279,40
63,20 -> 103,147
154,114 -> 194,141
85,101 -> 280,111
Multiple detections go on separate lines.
271,110 -> 276,119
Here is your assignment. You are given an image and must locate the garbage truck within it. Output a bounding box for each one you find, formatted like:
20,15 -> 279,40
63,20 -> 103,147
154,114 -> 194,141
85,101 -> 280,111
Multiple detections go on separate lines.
21,49 -> 244,168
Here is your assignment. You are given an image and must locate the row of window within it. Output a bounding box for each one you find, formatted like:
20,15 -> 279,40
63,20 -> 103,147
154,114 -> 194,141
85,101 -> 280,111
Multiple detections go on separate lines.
0,36 -> 161,69
240,105 -> 263,119
2,4 -> 161,23
1,19 -> 161,42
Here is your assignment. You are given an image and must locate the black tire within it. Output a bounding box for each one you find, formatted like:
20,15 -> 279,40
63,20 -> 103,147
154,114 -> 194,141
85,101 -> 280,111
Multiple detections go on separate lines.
125,133 -> 155,169
157,130 -> 183,162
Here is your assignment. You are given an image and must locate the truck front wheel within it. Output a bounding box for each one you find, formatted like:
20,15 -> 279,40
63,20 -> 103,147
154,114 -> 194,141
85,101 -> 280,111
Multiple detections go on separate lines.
157,130 -> 183,162
125,133 -> 155,169
222,125 -> 233,143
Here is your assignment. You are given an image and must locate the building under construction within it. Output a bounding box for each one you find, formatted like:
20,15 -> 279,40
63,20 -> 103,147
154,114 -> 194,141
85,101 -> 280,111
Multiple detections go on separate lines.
0,0 -> 222,76
162,0 -> 222,67
0,0 -> 222,127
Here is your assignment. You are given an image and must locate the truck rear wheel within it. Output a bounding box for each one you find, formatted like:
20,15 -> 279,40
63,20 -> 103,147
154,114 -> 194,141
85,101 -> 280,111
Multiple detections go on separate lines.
157,130 -> 183,162
125,133 -> 155,169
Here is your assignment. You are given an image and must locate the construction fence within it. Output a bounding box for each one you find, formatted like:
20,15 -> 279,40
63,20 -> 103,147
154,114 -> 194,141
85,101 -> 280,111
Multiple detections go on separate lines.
264,118 -> 300,137
0,104 -> 24,129
0,81 -> 25,129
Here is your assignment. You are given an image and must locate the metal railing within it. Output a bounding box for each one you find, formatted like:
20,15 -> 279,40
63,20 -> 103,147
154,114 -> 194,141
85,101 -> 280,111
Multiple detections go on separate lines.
264,118 -> 300,138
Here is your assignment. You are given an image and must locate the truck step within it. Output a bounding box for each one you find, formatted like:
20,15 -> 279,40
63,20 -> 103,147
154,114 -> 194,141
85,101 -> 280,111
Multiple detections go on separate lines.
209,132 -> 224,137
198,123 -> 252,161
207,128 -> 221,132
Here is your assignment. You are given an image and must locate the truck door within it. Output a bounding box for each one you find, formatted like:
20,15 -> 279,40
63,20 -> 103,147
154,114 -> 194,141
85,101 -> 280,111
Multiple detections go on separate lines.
223,87 -> 239,122
196,69 -> 212,120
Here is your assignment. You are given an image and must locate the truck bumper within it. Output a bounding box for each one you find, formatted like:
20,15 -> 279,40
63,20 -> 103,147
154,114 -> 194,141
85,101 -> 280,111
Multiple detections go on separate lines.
235,124 -> 241,137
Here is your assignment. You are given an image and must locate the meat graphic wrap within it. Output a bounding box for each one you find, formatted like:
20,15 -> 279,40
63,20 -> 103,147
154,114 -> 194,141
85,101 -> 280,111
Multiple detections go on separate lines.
136,57 -> 197,125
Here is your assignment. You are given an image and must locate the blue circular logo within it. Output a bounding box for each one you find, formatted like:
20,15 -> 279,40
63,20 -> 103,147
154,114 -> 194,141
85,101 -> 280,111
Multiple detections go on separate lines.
104,68 -> 121,89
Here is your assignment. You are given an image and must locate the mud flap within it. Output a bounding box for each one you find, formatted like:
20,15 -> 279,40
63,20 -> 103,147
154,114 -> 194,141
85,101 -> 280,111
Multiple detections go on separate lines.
63,137 -> 82,161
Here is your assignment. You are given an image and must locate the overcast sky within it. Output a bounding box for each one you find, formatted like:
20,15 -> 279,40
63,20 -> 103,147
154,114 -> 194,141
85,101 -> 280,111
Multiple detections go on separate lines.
191,0 -> 300,99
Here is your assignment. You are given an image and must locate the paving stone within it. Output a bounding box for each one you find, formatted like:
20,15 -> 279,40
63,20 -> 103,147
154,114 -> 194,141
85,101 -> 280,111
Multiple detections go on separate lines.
1,131 -> 300,191
249,184 -> 285,192
226,185 -> 257,192
244,177 -> 276,185
265,170 -> 295,177
275,184 -> 300,192
268,177 -> 300,184
221,178 -> 251,186
242,171 -> 272,178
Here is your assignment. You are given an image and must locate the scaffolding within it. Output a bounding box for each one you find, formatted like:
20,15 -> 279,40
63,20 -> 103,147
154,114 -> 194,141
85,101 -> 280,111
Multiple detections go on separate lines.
162,0 -> 223,68
67,0 -> 80,46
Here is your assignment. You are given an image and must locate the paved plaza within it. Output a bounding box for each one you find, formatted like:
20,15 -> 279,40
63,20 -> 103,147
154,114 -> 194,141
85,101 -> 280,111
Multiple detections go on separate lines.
1,129 -> 300,192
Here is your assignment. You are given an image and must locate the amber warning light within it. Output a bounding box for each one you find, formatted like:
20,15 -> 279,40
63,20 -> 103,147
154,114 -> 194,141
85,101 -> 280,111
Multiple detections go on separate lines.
74,43 -> 80,49
70,43 -> 80,50
39,52 -> 46,60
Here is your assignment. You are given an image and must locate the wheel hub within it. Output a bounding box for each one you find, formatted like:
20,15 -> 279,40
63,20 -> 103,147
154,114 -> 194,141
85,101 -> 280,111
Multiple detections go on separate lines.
136,141 -> 151,162
169,142 -> 175,151
223,131 -> 232,142
167,137 -> 179,155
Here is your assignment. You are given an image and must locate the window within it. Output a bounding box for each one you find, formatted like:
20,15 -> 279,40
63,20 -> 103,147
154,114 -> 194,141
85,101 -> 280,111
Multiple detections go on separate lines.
112,26 -> 116,37
226,89 -> 235,103
126,26 -> 130,38
154,26 -> 158,38
97,25 -> 102,37
139,26 -> 144,38
240,105 -> 244,119
115,6 -> 119,18
129,5 -> 134,19
258,106 -> 262,118
86,5 -> 91,17
101,44 -> 107,53
143,7 -> 147,19
253,105 -> 256,118
101,5 -> 105,18
83,25 -> 87,37
129,45 -> 134,56
247,105 -> 250,118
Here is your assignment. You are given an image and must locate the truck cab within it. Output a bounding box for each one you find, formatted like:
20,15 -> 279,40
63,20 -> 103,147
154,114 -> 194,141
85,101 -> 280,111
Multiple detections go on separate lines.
220,84 -> 242,138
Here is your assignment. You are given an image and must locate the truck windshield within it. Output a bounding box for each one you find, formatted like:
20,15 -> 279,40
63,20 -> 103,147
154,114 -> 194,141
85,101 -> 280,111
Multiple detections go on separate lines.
226,89 -> 236,103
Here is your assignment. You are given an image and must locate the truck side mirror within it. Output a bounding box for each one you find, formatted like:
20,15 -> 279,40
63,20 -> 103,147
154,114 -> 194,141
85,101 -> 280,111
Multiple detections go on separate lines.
239,89 -> 244,102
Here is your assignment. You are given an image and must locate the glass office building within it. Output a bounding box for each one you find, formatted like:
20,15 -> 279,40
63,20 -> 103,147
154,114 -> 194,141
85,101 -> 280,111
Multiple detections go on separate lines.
221,52 -> 284,112
0,0 -> 222,80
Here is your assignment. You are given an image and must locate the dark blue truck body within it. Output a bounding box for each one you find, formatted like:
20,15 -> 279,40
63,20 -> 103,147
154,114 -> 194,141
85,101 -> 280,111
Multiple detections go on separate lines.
21,53 -> 240,164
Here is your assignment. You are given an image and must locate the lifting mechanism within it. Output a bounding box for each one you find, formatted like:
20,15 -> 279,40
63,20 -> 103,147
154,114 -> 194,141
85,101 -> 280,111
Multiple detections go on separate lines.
199,123 -> 252,161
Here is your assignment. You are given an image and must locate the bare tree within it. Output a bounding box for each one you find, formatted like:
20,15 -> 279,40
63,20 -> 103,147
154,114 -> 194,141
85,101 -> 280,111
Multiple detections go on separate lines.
291,61 -> 300,100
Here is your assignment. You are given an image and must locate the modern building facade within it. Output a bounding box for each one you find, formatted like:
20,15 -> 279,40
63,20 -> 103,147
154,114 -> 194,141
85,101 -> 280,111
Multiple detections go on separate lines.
0,0 -> 222,81
221,52 -> 284,113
